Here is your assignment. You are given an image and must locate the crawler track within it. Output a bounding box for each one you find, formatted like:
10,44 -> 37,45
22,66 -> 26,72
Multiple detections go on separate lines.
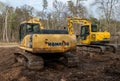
61,52 -> 79,67
77,44 -> 118,54
14,51 -> 44,70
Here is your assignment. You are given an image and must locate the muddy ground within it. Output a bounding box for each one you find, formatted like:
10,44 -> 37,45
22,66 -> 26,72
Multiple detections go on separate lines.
0,47 -> 120,81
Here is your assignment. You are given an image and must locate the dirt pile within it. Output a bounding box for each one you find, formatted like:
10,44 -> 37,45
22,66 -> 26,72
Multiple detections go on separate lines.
0,47 -> 120,81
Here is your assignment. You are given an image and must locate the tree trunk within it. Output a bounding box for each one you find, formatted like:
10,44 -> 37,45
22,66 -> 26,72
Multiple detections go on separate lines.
3,9 -> 9,42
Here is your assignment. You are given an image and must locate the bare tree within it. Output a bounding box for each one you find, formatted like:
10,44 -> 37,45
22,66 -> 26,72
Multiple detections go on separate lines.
42,0 -> 48,11
93,0 -> 119,31
3,7 -> 9,42
67,0 -> 87,17
52,0 -> 67,29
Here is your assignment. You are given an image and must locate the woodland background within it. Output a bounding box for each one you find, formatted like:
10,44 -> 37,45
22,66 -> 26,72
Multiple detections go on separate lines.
0,0 -> 120,43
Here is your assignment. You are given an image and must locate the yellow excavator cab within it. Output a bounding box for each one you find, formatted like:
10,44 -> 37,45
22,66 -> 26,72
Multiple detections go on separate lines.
21,17 -> 44,29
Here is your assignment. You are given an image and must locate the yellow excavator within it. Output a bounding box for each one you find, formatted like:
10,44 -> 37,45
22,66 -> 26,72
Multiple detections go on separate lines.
14,17 -> 79,70
67,17 -> 117,53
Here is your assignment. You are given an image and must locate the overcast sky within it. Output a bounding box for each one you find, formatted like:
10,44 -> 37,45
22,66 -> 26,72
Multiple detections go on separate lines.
0,0 -> 98,18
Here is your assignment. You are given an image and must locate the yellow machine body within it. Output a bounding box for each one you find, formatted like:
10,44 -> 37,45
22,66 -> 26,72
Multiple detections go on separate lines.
90,32 -> 110,44
67,17 -> 110,45
20,34 -> 76,53
19,18 -> 77,53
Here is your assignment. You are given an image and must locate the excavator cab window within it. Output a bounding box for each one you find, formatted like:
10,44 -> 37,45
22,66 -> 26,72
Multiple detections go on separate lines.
26,24 -> 33,33
80,25 -> 89,40
91,24 -> 98,32
20,24 -> 27,42
26,24 -> 40,34
19,23 -> 40,41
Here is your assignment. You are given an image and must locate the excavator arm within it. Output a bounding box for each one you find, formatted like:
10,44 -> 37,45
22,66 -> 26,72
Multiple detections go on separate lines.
67,17 -> 91,35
